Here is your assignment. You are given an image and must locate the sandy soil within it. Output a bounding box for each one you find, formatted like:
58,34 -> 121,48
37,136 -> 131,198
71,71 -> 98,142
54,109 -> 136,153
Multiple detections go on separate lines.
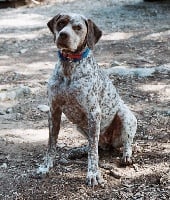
0,0 -> 169,199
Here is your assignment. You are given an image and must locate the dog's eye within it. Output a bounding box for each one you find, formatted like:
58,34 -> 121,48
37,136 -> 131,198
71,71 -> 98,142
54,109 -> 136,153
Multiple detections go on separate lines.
57,20 -> 67,30
73,25 -> 82,31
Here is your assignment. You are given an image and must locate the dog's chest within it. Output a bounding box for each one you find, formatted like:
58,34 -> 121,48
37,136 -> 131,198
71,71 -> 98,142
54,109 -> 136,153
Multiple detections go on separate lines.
50,59 -> 97,100
52,76 -> 83,105
49,63 -> 94,127
48,58 -> 120,130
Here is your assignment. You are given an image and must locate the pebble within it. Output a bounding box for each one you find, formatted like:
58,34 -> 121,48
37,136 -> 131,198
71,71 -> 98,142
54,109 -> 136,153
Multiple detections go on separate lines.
111,61 -> 122,67
37,104 -> 49,112
0,110 -> 6,115
6,107 -> 13,114
0,163 -> 7,169
19,48 -> 27,54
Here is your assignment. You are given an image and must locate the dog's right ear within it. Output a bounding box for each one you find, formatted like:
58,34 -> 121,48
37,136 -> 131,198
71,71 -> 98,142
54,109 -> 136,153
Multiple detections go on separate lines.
86,19 -> 102,50
47,14 -> 61,41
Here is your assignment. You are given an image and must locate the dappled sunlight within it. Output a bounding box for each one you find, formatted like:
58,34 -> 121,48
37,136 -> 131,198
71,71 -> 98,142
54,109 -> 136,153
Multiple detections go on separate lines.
102,31 -> 137,41
143,30 -> 170,41
0,8 -> 49,40
0,28 -> 47,40
0,128 -> 48,143
138,84 -> 169,92
0,125 -> 86,148
138,84 -> 170,102
0,59 -> 55,77
0,13 -> 46,28
23,61 -> 55,75
124,159 -> 169,180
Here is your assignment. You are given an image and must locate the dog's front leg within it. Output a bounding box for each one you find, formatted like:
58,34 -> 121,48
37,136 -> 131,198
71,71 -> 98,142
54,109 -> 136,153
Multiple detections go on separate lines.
86,110 -> 103,186
48,103 -> 62,152
37,99 -> 62,175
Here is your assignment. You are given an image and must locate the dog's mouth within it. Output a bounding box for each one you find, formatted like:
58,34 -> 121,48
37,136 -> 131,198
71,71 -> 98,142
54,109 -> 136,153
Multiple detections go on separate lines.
57,40 -> 78,53
57,43 -> 69,51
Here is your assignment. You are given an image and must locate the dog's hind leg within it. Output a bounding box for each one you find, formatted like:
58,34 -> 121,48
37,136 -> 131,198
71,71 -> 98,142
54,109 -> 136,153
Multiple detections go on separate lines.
118,106 -> 137,165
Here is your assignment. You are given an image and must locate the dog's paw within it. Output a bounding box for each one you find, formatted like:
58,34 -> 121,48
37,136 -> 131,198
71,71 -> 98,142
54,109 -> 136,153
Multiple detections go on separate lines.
36,154 -> 54,175
86,170 -> 103,186
120,155 -> 133,166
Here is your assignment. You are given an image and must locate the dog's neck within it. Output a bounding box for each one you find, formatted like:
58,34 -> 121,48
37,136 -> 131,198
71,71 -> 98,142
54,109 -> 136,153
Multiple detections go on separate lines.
58,48 -> 91,77
58,48 -> 90,63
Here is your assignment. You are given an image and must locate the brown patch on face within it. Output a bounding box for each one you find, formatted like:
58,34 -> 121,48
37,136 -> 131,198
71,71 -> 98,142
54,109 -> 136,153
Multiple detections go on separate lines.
56,16 -> 70,31
47,14 -> 61,42
86,19 -> 102,50
47,15 -> 71,44
99,113 -> 122,148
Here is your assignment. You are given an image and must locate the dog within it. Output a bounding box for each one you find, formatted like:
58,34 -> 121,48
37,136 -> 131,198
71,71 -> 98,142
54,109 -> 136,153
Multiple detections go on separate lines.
41,13 -> 137,186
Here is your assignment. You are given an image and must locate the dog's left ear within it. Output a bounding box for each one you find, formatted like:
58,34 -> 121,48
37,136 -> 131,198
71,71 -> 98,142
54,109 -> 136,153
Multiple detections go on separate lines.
86,19 -> 102,50
47,14 -> 61,42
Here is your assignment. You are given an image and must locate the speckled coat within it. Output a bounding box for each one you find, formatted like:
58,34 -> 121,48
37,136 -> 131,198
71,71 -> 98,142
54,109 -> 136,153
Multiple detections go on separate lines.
41,13 -> 137,186
47,50 -> 137,185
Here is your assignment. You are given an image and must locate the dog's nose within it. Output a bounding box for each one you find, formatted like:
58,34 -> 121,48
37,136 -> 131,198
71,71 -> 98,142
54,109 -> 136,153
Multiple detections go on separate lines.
59,32 -> 69,40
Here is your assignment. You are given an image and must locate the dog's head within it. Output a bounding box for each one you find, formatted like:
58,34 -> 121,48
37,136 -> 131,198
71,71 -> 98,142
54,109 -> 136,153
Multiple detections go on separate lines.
47,13 -> 102,53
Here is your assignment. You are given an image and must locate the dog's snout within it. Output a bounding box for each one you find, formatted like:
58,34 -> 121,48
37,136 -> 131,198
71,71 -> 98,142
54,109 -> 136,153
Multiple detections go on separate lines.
59,32 -> 69,40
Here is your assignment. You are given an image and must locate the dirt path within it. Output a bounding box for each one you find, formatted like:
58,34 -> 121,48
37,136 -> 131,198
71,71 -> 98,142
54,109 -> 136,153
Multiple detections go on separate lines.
0,0 -> 169,199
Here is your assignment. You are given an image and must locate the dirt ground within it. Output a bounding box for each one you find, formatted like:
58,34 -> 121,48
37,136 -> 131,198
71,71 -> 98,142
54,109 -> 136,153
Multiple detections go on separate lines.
0,0 -> 169,199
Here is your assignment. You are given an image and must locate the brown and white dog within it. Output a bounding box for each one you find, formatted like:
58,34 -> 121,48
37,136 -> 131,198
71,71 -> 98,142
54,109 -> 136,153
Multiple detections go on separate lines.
38,13 -> 137,186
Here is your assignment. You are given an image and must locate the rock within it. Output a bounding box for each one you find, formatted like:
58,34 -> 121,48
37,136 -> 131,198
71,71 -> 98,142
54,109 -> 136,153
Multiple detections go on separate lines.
0,163 -> 7,169
104,64 -> 170,78
0,85 -> 31,101
37,104 -> 49,112
0,110 -> 6,115
105,66 -> 155,77
15,85 -> 31,97
6,108 -> 13,114
19,48 -> 27,54
57,143 -> 66,148
111,61 -> 122,67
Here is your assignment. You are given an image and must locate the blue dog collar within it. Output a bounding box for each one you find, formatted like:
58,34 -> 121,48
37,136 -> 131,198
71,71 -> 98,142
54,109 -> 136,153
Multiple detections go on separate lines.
58,48 -> 90,62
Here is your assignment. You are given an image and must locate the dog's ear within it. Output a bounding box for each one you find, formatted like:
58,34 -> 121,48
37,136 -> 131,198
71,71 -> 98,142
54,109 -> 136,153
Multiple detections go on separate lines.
86,19 -> 102,49
47,14 -> 61,41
